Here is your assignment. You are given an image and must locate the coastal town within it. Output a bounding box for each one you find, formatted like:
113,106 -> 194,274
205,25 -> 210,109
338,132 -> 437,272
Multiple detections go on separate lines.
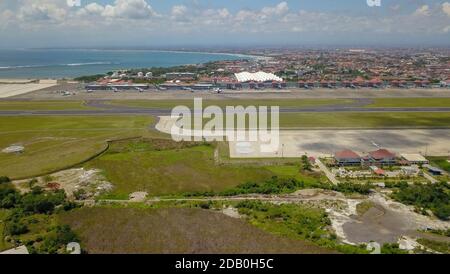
80,48 -> 450,92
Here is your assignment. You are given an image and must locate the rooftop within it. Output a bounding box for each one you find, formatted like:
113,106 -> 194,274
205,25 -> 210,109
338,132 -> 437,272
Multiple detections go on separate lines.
400,153 -> 429,163
335,149 -> 360,159
368,149 -> 396,160
235,71 -> 283,83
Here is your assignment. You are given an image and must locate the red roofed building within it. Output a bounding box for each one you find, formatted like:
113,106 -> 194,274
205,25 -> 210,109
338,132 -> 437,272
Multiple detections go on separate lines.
352,76 -> 366,87
364,149 -> 397,166
374,168 -> 386,176
368,77 -> 383,87
390,80 -> 400,87
334,149 -> 361,166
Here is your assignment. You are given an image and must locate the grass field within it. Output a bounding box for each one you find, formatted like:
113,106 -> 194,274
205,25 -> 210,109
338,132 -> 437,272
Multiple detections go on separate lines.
1,98 -> 450,111
107,99 -> 354,109
86,139 -> 322,197
0,101 -> 93,111
167,111 -> 450,129
109,98 -> 450,109
367,98 -> 450,108
278,112 -> 450,128
0,116 -> 155,179
59,207 -> 332,254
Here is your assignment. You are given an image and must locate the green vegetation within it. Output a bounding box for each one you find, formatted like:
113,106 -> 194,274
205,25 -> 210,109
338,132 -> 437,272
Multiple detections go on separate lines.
332,182 -> 372,195
0,185 -> 67,216
191,111 -> 450,129
184,176 -> 327,197
107,98 -> 353,109
234,200 -> 366,254
73,74 -> 106,82
356,201 -> 376,216
367,98 -> 450,108
87,139 -> 325,198
381,243 -> 409,254
0,101 -> 94,111
0,209 -> 14,251
0,115 -> 155,179
417,238 -> 450,254
220,177 -> 307,196
279,112 -> 450,128
59,206 -> 333,254
428,157 -> 450,173
0,184 -> 79,253
424,228 -> 450,237
391,182 -> 450,220
0,176 -> 10,184
300,155 -> 312,171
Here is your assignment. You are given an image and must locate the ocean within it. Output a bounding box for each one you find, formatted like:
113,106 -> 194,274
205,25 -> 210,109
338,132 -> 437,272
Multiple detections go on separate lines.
0,49 -> 246,79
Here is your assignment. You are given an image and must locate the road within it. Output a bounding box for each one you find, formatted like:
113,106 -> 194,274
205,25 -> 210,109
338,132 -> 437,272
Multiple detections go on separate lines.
316,159 -> 340,185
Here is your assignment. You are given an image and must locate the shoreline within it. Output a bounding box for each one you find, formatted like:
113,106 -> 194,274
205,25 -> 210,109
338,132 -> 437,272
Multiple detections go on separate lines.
26,48 -> 265,60
0,48 -> 263,80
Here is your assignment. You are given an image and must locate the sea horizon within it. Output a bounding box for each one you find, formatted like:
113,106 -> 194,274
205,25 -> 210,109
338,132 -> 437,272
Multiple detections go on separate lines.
0,48 -> 251,79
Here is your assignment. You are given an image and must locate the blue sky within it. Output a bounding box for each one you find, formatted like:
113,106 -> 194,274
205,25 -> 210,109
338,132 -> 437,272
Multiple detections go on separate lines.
0,0 -> 449,48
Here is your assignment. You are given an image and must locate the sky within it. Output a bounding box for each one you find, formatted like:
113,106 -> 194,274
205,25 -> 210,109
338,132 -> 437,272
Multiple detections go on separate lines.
0,0 -> 450,48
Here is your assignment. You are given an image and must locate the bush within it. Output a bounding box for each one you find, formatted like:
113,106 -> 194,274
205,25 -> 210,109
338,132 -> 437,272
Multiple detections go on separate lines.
20,189 -> 66,214
332,182 -> 372,195
0,176 -> 11,184
391,182 -> 449,220
381,243 -> 408,254
73,189 -> 87,200
198,201 -> 212,209
37,225 -> 79,254
0,187 -> 21,209
5,220 -> 29,236
220,177 -> 306,196
300,155 -> 312,171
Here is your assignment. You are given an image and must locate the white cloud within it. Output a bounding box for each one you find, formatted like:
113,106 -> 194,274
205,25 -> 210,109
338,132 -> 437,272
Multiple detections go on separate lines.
170,4 -> 188,21
413,5 -> 431,16
443,2 -> 450,17
102,0 -> 157,19
17,1 -> 67,22
171,5 -> 187,17
85,3 -> 105,15
261,2 -> 289,16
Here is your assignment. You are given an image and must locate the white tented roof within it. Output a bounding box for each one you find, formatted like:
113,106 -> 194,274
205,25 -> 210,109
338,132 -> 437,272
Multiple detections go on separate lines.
400,154 -> 429,163
235,71 -> 283,83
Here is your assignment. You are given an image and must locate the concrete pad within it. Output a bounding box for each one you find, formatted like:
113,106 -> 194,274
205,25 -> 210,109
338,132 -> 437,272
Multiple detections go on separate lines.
0,245 -> 29,254
229,129 -> 450,158
155,116 -> 450,158
0,83 -> 57,98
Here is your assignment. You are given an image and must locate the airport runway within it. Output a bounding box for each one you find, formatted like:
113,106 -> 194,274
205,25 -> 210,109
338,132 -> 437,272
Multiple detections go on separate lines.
1,99 -> 450,116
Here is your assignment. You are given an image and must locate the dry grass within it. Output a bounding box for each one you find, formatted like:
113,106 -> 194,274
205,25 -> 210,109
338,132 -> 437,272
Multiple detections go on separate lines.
59,207 -> 333,254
